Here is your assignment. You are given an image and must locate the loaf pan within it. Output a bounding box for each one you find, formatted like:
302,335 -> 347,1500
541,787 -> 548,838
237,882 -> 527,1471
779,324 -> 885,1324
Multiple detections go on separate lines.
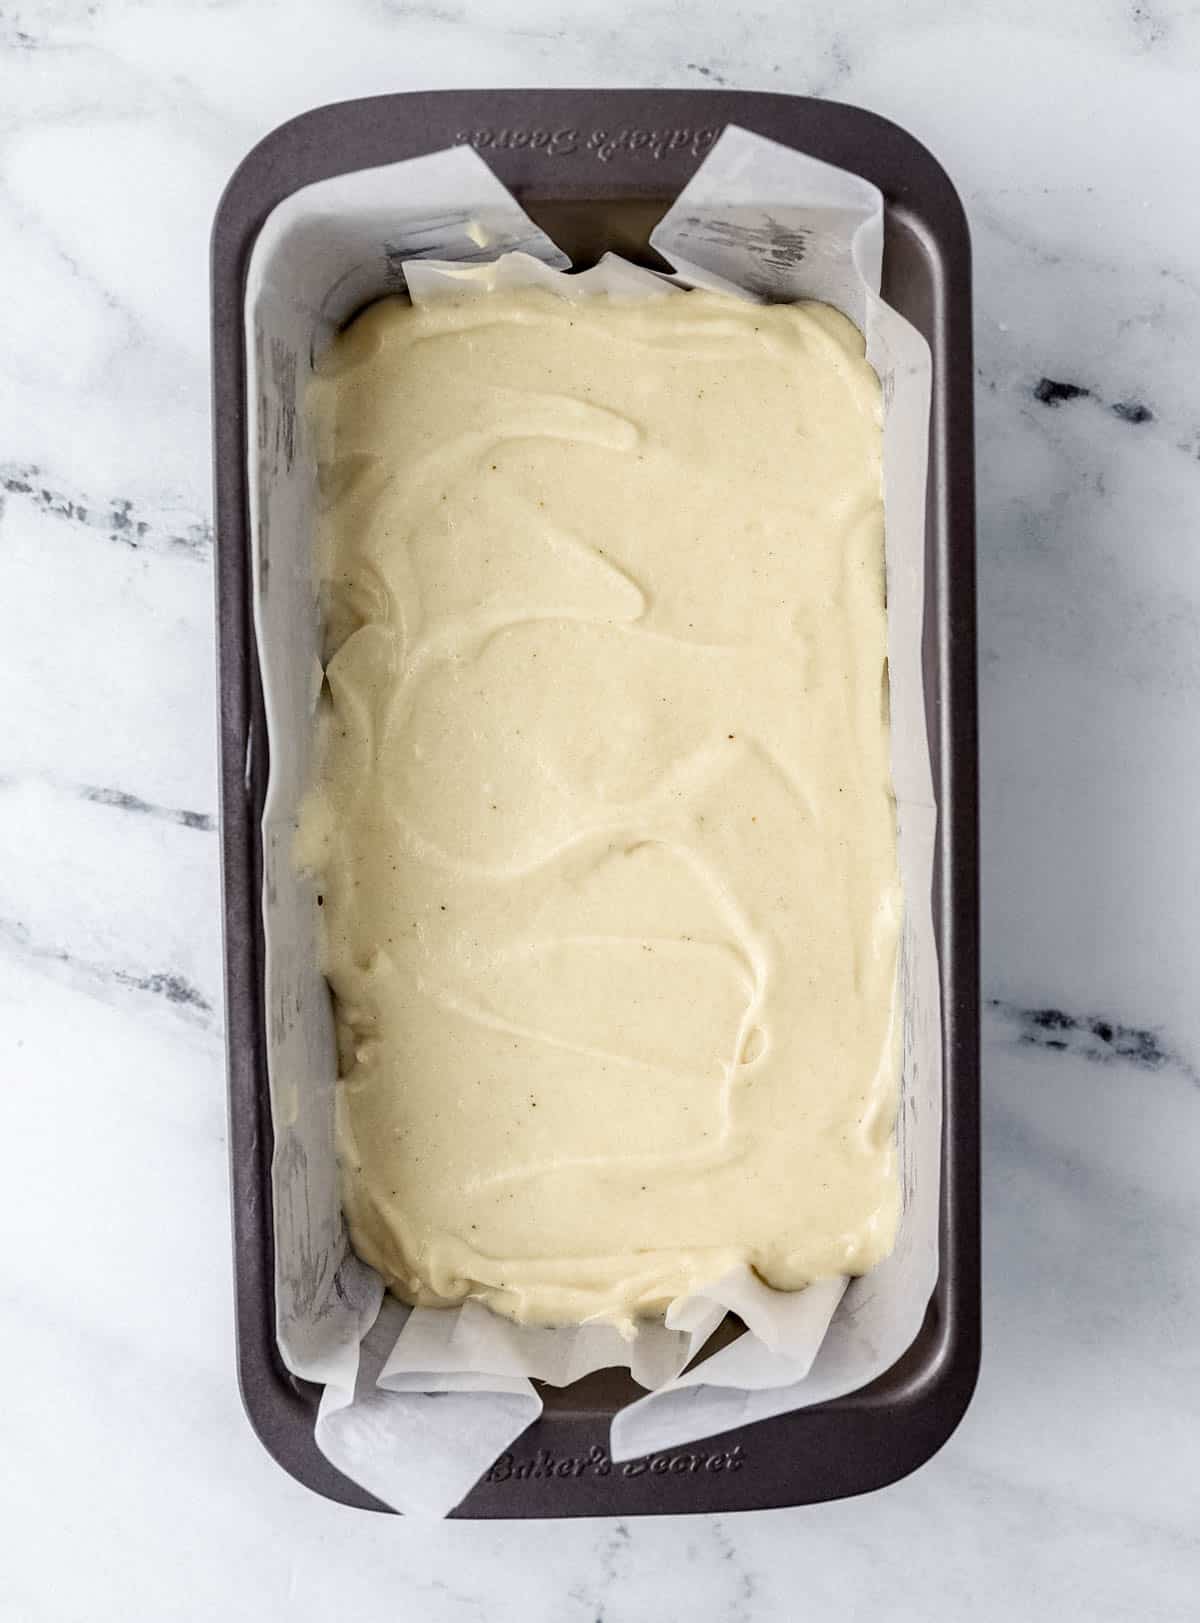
211,87 -> 979,1517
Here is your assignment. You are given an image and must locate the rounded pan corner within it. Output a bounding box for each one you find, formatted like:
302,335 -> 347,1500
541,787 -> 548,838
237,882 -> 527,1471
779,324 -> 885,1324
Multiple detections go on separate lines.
234,1338 -> 391,1514
210,98 -> 365,310
806,1297 -> 981,1509
822,98 -> 972,267
734,1323 -> 980,1515
861,1359 -> 979,1504
211,100 -> 341,264
916,1331 -> 980,1465
211,90 -> 452,278
875,1309 -> 980,1490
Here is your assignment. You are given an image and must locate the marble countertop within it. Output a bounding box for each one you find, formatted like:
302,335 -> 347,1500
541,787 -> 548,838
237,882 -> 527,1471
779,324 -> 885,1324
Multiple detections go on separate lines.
3,1 -> 1199,1617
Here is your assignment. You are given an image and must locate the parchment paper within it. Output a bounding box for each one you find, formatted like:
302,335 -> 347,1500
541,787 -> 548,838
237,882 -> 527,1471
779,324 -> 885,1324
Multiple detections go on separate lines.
245,127 -> 940,1516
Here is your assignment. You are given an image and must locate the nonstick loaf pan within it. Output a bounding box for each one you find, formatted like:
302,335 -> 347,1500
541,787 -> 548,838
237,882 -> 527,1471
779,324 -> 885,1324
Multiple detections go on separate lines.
211,87 -> 979,1518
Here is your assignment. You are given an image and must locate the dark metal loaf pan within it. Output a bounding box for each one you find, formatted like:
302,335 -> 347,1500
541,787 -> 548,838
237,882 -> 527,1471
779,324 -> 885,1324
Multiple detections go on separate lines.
211,87 -> 979,1518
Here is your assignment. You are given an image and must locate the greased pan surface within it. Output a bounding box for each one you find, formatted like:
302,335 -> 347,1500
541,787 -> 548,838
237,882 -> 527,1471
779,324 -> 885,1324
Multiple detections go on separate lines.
212,88 -> 979,1517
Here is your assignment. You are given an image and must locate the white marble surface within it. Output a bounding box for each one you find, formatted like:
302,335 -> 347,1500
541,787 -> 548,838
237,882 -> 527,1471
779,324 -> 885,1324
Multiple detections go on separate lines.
2,1 -> 1199,1616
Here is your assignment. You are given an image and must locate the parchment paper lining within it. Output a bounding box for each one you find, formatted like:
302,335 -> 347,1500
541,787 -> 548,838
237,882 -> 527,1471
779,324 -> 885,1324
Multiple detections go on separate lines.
245,127 -> 938,1516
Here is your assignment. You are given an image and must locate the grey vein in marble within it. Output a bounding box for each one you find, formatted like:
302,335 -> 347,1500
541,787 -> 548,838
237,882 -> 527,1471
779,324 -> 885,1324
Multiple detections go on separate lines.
0,16 -> 38,51
988,997 -> 1197,1083
1130,0 -> 1172,49
1032,376 -> 1157,427
685,61 -> 730,85
565,1520 -> 631,1621
0,771 -> 216,832
708,1517 -> 759,1623
74,783 -> 216,832
0,914 -> 215,1027
0,460 -> 211,559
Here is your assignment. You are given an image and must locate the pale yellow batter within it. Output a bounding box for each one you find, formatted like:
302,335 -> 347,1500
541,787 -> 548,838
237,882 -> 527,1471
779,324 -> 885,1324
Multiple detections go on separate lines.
297,284 -> 901,1331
